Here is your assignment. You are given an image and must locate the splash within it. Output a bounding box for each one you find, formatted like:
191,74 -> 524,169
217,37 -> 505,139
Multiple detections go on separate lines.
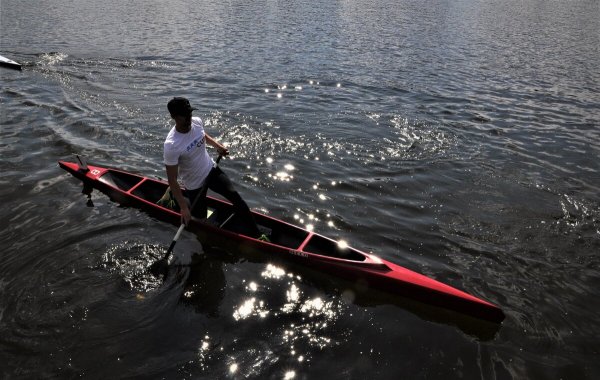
39,52 -> 68,66
101,242 -> 164,292
556,193 -> 600,236
387,115 -> 458,160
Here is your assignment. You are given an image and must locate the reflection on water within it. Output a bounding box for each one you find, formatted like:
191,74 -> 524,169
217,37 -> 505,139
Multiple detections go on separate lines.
176,256 -> 346,377
237,263 -> 341,357
233,297 -> 269,320
1,0 -> 599,377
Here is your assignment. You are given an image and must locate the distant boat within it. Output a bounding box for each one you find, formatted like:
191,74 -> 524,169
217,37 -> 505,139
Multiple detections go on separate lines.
0,55 -> 22,70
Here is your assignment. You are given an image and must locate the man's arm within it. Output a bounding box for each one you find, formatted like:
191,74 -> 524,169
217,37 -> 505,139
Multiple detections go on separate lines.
205,133 -> 229,156
165,164 -> 192,225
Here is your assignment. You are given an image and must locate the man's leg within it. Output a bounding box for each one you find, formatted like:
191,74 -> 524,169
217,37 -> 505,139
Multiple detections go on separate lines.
207,167 -> 261,237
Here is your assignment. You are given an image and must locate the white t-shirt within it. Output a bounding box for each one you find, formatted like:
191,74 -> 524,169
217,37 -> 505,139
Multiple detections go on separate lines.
164,117 -> 214,190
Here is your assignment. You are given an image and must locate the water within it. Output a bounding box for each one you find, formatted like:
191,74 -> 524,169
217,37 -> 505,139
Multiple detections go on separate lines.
1,0 -> 599,378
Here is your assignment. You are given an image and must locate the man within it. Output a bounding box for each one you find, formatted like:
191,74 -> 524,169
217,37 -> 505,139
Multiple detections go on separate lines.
163,97 -> 267,240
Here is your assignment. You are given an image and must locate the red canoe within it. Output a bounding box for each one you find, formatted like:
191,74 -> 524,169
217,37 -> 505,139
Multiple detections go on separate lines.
59,158 -> 505,322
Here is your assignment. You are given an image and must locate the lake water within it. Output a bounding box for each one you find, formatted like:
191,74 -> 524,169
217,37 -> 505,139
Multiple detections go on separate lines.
1,0 -> 599,378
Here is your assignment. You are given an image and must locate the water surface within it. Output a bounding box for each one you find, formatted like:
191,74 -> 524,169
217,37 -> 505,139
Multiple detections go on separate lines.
1,0 -> 599,378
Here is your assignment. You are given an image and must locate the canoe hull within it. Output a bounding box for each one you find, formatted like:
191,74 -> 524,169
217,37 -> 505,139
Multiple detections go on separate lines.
58,159 -> 505,322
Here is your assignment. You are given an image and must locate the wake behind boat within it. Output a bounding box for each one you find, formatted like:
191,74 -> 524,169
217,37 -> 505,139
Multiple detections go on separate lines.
58,158 -> 505,323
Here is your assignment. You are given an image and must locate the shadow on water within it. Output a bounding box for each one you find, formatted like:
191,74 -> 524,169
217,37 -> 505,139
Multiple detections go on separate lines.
179,244 -> 501,341
104,243 -> 226,318
175,252 -> 227,318
60,165 -> 503,346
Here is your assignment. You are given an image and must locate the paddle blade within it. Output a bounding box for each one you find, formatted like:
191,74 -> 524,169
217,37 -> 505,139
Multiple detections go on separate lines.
149,224 -> 185,276
149,259 -> 169,277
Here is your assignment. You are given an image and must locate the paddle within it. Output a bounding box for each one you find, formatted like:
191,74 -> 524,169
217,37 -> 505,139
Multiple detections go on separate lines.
149,154 -> 222,277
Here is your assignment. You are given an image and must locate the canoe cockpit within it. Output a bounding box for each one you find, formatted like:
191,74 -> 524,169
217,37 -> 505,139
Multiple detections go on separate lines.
96,169 -> 367,262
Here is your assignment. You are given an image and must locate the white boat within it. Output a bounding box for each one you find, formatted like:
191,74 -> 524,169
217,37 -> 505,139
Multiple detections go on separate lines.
0,55 -> 22,70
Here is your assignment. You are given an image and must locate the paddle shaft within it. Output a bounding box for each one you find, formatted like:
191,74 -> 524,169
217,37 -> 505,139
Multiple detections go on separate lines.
161,154 -> 222,260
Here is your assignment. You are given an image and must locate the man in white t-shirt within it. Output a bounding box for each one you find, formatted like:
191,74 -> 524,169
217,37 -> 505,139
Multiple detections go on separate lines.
164,97 -> 265,239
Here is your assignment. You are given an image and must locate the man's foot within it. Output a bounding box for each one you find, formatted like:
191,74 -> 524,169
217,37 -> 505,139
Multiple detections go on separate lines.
257,234 -> 271,242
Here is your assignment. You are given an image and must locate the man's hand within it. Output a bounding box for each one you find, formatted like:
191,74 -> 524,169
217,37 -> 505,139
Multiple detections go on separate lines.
166,164 -> 191,224
180,204 -> 192,225
217,146 -> 229,157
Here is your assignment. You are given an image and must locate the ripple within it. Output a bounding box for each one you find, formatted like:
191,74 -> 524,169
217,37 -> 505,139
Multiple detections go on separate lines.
101,242 -> 165,292
2,0 -> 599,377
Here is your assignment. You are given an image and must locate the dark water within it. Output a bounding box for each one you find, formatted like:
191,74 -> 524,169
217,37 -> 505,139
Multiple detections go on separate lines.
1,0 -> 599,378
